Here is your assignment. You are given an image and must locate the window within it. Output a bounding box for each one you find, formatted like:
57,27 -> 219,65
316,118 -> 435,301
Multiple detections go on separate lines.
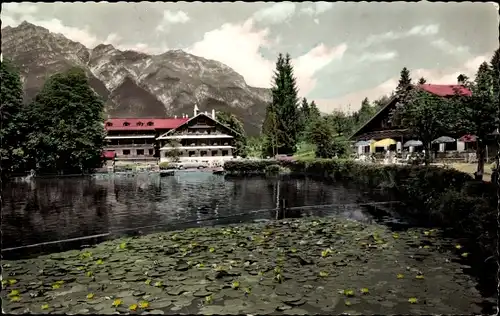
136,122 -> 144,126
123,122 -> 130,126
222,150 -> 228,156
147,121 -> 154,126
200,151 -> 207,157
106,122 -> 113,127
189,151 -> 196,157
164,152 -> 169,157
123,149 -> 131,155
211,150 -> 218,156
148,149 -> 154,155
137,149 -> 144,155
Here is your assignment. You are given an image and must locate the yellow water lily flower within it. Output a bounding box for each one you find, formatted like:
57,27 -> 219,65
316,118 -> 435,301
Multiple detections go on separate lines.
139,301 -> 149,309
360,288 -> 369,294
41,304 -> 49,310
343,289 -> 354,297
87,293 -> 94,299
52,284 -> 61,290
112,299 -> 122,307
8,289 -> 20,297
408,297 -> 418,304
455,244 -> 462,249
129,304 -> 138,311
461,252 -> 469,258
397,273 -> 404,279
8,279 -> 17,285
231,281 -> 240,289
10,295 -> 21,302
319,271 -> 329,277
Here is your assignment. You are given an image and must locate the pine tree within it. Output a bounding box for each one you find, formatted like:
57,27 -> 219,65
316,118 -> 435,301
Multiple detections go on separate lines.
262,53 -> 300,156
396,67 -> 412,95
308,100 -> 321,122
418,77 -> 427,85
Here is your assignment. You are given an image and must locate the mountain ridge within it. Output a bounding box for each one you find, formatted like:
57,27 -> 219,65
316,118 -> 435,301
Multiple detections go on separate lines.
1,21 -> 270,135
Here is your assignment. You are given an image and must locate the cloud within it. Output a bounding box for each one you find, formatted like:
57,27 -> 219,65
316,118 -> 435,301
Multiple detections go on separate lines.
301,2 -> 334,16
156,10 -> 190,32
358,51 -> 398,63
252,2 -> 297,24
431,39 -> 469,55
103,33 -> 122,45
363,24 -> 439,47
314,54 -> 490,113
187,19 -> 346,96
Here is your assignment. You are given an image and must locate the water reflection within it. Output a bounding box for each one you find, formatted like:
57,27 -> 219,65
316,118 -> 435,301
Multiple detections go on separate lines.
2,172 -> 377,250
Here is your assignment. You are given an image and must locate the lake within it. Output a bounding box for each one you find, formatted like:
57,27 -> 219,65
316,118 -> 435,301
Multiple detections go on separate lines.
1,171 -> 496,314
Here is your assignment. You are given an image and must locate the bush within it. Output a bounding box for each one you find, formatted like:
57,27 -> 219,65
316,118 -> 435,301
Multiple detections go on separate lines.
265,164 -> 281,175
159,162 -> 169,170
224,160 -> 278,175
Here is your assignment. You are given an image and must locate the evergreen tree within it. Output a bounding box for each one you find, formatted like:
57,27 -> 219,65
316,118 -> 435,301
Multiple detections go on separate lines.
0,59 -> 28,179
25,67 -> 106,174
298,97 -> 309,135
396,67 -> 412,95
262,53 -> 300,156
418,77 -> 427,85
308,100 -> 321,122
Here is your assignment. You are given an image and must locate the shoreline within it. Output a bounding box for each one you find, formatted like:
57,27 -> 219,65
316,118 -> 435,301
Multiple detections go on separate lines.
2,216 -> 491,315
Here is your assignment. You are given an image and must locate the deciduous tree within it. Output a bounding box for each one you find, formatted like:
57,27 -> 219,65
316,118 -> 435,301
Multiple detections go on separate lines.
216,110 -> 248,157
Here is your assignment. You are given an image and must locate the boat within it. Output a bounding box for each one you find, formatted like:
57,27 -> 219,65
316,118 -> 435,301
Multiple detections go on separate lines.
159,170 -> 175,177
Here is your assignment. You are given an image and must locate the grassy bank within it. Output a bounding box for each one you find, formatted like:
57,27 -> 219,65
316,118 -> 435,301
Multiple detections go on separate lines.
224,159 -> 497,262
1,217 -> 486,315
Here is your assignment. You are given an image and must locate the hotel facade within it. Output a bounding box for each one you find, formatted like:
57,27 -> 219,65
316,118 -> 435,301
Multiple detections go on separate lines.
103,106 -> 240,164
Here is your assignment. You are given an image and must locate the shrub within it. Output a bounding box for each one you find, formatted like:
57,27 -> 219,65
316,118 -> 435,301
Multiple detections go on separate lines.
159,162 -> 169,170
224,160 -> 278,174
265,164 -> 280,175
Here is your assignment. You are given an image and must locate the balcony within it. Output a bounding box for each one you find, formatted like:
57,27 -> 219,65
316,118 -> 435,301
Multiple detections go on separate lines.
105,144 -> 154,148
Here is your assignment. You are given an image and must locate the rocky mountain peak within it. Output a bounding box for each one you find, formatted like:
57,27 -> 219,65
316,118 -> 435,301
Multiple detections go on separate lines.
1,22 -> 270,135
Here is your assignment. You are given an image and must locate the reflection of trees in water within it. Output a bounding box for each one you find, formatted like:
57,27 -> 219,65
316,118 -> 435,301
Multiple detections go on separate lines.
2,178 -> 109,248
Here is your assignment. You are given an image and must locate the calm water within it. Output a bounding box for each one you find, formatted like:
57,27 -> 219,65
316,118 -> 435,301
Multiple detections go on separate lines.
2,172 -> 392,252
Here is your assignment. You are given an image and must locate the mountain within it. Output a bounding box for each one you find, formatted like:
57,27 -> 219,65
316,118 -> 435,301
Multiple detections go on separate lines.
1,21 -> 271,135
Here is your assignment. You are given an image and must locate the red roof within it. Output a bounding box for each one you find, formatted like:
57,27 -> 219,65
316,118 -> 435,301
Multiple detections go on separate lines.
418,84 -> 472,97
459,134 -> 477,143
104,118 -> 189,131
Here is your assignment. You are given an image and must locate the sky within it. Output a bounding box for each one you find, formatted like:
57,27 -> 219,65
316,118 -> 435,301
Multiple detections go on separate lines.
1,2 -> 499,113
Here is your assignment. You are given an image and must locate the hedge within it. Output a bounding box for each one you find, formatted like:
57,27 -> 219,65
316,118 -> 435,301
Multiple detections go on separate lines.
224,158 -> 497,260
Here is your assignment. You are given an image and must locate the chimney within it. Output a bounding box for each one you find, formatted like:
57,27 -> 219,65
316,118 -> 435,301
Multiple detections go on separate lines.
193,104 -> 199,117
212,109 -> 215,119
174,115 -> 177,119
205,111 -> 208,115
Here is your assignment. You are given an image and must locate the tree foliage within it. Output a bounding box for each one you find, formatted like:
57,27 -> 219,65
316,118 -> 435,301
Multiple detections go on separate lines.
391,88 -> 454,165
452,62 -> 498,179
0,59 -> 28,179
164,140 -> 182,162
262,53 -> 300,156
215,110 -> 248,157
23,67 -> 106,174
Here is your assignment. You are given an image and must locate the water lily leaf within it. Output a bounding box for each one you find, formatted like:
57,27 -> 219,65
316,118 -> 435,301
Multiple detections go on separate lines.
396,274 -> 404,279
129,304 -> 138,311
408,297 -> 418,304
112,299 -> 122,307
360,288 -> 369,294
197,263 -> 205,268
1,280 -> 8,287
319,271 -> 329,277
290,247 -> 297,253
461,252 -> 469,258
139,301 -> 149,309
8,279 -> 17,285
87,293 -> 95,299
76,266 -> 85,271
41,304 -> 49,310
171,234 -> 179,241
9,290 -> 20,297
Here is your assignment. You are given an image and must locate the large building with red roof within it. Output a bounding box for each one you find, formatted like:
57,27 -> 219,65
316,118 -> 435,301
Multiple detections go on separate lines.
103,106 -> 241,164
349,83 -> 473,154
